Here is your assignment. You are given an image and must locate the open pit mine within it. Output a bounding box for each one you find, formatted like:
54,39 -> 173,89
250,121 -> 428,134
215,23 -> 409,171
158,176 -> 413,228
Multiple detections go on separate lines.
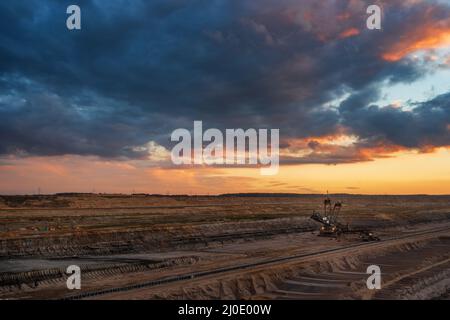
0,193 -> 449,300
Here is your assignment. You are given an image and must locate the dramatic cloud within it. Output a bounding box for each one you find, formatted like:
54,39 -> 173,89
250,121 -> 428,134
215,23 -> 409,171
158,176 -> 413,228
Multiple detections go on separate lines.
0,0 -> 449,165
341,91 -> 450,151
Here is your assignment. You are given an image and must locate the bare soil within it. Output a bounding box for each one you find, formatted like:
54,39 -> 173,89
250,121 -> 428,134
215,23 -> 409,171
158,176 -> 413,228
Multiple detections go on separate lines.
0,194 -> 449,300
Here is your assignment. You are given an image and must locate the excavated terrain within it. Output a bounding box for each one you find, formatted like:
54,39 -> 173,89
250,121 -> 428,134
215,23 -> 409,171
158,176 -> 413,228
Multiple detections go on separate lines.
0,194 -> 449,300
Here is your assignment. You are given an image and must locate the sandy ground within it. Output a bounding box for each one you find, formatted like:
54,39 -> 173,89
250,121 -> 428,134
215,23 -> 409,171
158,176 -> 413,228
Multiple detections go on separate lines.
0,194 -> 449,300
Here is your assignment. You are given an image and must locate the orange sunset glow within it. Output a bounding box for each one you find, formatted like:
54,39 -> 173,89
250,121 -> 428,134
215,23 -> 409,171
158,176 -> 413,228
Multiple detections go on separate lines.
0,0 -> 449,196
1,147 -> 449,195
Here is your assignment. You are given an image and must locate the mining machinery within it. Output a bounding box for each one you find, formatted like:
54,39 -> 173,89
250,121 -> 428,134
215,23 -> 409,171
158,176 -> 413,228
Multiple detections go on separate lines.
310,194 -> 379,241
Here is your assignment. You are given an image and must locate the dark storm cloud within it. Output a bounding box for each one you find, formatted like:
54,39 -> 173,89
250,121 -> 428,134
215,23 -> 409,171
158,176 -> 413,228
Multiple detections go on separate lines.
341,91 -> 450,150
0,84 -> 161,158
0,0 -> 449,161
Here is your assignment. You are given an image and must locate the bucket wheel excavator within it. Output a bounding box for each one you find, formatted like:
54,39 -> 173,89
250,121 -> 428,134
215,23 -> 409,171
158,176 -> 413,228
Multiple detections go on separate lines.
310,193 -> 379,241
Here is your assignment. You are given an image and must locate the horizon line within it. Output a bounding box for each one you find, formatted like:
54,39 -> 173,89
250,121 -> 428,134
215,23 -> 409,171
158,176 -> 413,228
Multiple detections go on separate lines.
1,192 -> 449,197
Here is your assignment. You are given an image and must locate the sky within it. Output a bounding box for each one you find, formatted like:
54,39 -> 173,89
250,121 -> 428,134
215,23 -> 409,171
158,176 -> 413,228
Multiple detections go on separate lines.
0,0 -> 449,195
